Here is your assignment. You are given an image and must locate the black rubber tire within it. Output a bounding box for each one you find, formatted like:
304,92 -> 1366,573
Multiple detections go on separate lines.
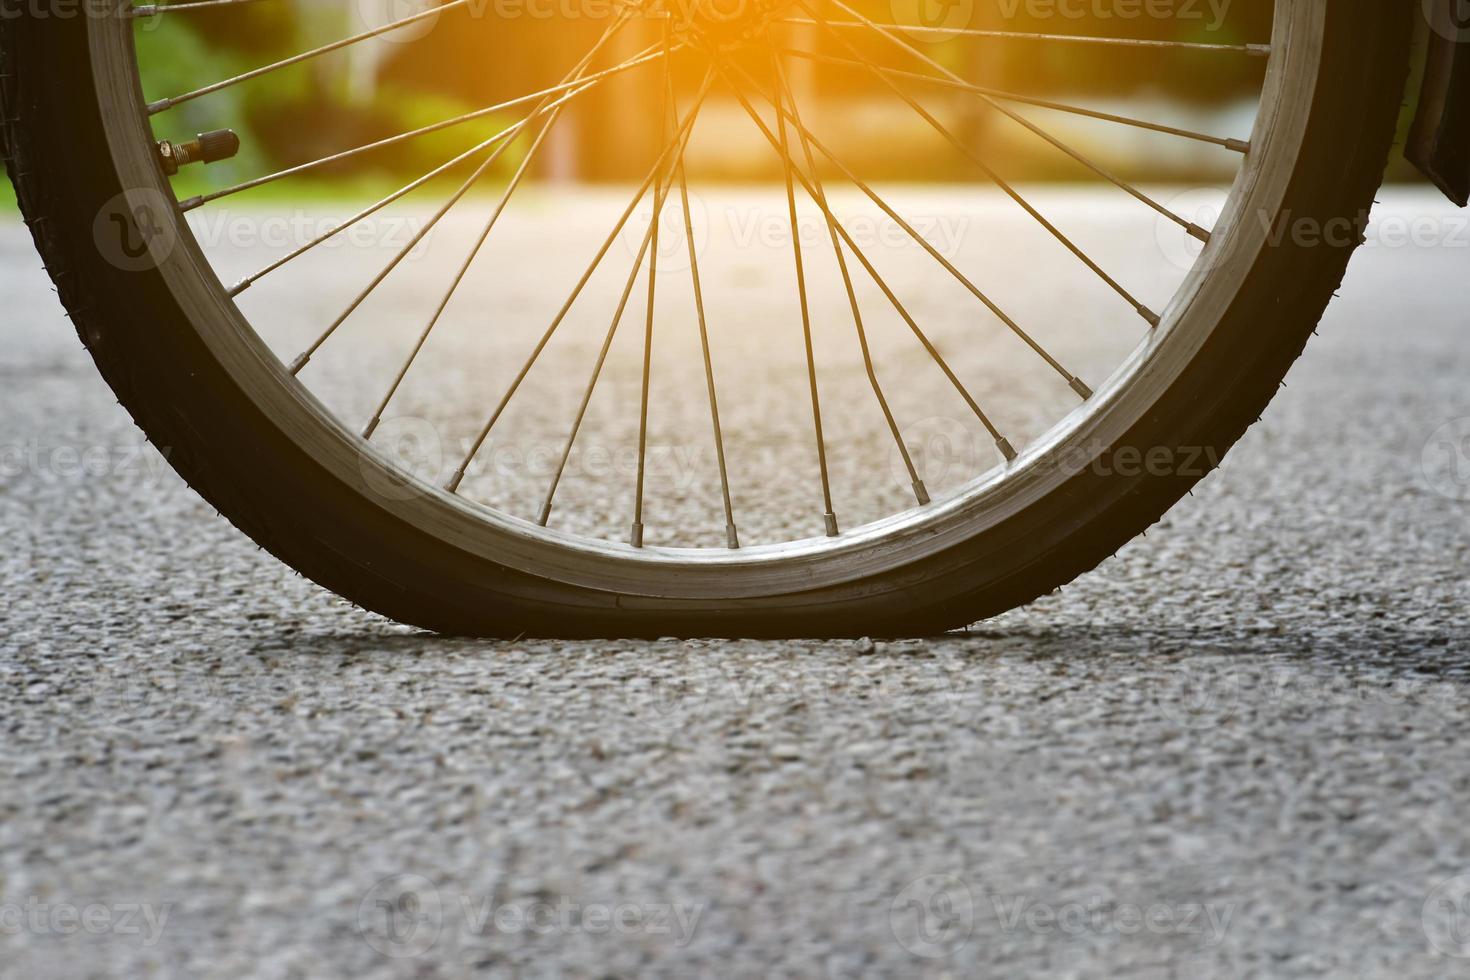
0,3 -> 1414,637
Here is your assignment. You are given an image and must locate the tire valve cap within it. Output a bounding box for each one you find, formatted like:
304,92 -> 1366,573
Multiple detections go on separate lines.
157,129 -> 241,176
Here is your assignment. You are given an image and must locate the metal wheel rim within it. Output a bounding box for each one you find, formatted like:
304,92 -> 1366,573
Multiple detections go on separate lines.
85,0 -> 1321,599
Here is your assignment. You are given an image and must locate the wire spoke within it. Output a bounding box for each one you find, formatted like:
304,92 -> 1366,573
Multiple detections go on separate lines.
629,22 -> 677,549
773,18 -> 1270,56
730,56 -> 1092,399
182,36 -> 665,210
678,162 -> 741,547
539,111 -> 699,534
287,147 -> 504,374
446,70 -> 716,495
716,59 -> 1016,463
226,35 -> 653,294
287,19 -> 637,375
361,109 -> 568,439
229,135 -> 500,297
768,51 -> 839,535
675,157 -> 738,545
354,18 -> 637,435
790,2 -> 1161,325
147,0 -> 475,113
536,165 -> 681,531
816,0 -> 1212,239
772,46 -> 1249,153
771,53 -> 929,506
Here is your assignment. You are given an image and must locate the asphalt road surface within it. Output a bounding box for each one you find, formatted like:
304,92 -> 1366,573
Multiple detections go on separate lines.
3,189 -> 1470,978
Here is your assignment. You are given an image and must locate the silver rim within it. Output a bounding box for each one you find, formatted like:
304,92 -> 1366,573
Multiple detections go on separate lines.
87,0 -> 1322,598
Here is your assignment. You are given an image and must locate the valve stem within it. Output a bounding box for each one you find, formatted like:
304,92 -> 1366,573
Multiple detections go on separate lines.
157,129 -> 240,176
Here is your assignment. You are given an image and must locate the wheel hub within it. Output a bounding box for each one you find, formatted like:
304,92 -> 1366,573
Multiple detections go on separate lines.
664,0 -> 792,46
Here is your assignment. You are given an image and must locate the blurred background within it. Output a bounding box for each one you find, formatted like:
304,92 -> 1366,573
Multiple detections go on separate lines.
0,0 -> 1432,209
127,0 -> 1285,193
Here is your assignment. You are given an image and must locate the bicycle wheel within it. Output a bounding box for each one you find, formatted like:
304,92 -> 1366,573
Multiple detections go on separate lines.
1,0 -> 1411,636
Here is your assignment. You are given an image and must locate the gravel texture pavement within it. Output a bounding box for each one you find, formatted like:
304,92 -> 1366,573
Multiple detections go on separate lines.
2,189 -> 1469,978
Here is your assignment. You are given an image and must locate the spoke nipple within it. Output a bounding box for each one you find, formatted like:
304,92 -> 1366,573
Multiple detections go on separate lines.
630,522 -> 645,549
1069,376 -> 1094,400
146,98 -> 171,115
444,468 -> 467,494
1186,222 -> 1211,244
227,278 -> 252,298
726,524 -> 741,550
996,438 -> 1018,462
1245,43 -> 1272,58
912,480 -> 930,506
1225,138 -> 1251,155
1139,307 -> 1161,328
537,502 -> 553,527
824,512 -> 839,537
287,352 -> 310,375
361,416 -> 380,440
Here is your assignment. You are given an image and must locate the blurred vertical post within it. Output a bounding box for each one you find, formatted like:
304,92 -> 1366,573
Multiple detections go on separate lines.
785,20 -> 819,154
958,0 -> 1005,167
574,2 -> 665,179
